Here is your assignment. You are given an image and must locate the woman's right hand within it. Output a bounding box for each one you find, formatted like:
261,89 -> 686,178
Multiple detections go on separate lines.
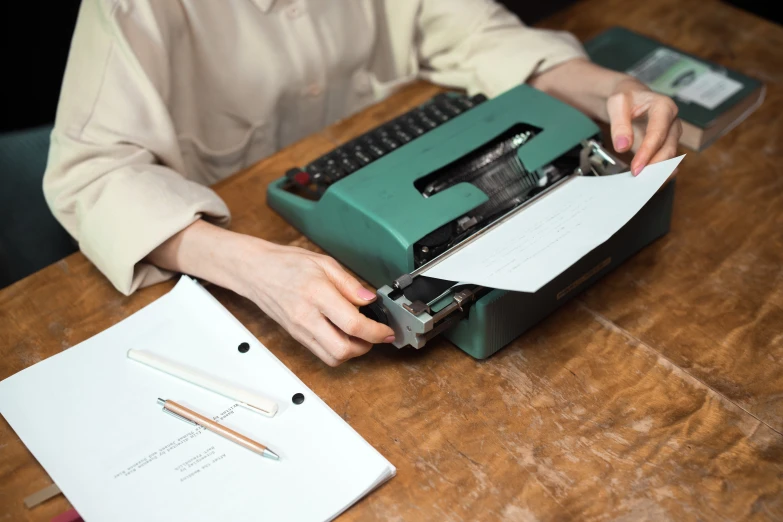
148,219 -> 395,367
233,240 -> 396,366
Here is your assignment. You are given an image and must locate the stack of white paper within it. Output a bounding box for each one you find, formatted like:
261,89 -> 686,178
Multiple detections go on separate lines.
0,277 -> 395,522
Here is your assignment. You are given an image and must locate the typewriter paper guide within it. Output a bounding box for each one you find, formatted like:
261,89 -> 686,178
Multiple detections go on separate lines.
0,277 -> 395,522
423,155 -> 684,293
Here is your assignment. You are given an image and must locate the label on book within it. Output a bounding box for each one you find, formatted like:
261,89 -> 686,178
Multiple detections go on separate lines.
626,48 -> 742,110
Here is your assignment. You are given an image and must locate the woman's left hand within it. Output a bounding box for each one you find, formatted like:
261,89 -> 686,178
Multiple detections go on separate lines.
605,77 -> 682,175
530,59 -> 682,176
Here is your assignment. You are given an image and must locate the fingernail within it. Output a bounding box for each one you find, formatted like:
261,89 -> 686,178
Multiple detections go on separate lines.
632,163 -> 644,176
383,335 -> 396,343
358,288 -> 376,301
614,136 -> 629,151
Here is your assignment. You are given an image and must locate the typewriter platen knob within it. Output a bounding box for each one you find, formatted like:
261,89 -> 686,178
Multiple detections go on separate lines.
359,300 -> 390,327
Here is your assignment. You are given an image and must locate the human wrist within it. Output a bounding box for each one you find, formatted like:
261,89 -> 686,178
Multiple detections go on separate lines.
186,223 -> 282,302
147,219 -> 271,299
220,232 -> 279,301
529,58 -> 632,121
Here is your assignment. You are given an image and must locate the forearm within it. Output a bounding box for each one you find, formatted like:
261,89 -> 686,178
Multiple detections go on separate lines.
529,58 -> 632,122
147,218 -> 395,366
146,219 -> 260,299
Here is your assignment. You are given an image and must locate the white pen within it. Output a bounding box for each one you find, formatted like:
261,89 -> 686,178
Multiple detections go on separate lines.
127,349 -> 278,417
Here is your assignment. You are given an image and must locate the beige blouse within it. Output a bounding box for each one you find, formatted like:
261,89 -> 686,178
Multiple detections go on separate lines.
43,0 -> 586,295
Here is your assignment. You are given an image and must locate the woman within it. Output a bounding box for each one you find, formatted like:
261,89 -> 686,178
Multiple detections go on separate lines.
44,0 -> 681,366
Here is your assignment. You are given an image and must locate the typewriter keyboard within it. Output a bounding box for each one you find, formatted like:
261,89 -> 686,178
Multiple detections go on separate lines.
283,92 -> 487,199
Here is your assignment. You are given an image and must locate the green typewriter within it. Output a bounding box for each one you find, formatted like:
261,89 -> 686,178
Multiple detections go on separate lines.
267,85 -> 675,359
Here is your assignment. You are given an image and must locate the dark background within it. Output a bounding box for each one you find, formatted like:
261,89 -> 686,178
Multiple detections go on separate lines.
0,1 -> 779,133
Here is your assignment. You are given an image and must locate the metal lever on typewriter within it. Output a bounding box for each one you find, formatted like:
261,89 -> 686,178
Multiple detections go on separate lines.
360,281 -> 484,349
577,139 -> 627,177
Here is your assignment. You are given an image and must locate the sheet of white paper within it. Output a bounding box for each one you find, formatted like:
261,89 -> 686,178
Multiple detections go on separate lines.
424,155 -> 684,293
0,277 -> 394,522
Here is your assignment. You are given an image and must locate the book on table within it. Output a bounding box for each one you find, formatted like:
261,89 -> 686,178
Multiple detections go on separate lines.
585,26 -> 765,151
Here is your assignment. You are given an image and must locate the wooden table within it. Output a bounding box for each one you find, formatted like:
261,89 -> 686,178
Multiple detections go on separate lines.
2,0 -> 782,519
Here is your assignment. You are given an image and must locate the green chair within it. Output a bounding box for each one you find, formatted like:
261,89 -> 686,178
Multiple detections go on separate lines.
0,125 -> 78,289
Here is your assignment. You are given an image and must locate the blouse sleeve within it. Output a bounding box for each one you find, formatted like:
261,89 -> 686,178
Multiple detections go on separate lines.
43,0 -> 230,295
413,0 -> 587,97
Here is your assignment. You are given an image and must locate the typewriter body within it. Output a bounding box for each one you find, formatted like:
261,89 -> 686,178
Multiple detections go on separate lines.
267,85 -> 675,359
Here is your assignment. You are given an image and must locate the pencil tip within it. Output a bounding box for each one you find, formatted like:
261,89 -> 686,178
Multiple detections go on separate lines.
263,449 -> 280,460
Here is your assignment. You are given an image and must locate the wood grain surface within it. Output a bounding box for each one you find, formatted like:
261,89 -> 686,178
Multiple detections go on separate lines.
2,0 -> 782,520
